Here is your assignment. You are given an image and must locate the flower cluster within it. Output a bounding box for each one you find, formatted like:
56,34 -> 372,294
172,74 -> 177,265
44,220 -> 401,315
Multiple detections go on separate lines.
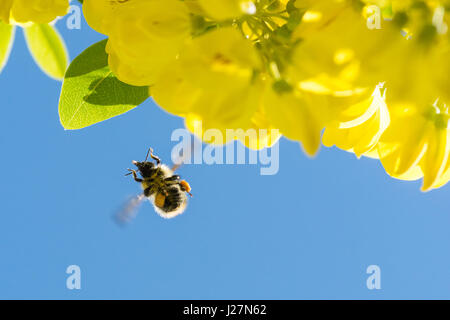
83,0 -> 450,191
0,0 -> 70,80
0,0 -> 69,25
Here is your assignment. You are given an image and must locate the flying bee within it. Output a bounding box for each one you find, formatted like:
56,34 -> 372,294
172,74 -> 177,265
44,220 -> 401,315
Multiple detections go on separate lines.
116,148 -> 192,223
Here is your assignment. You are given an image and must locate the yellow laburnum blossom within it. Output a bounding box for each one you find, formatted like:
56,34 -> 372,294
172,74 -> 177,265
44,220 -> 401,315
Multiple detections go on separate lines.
0,0 -> 13,23
362,0 -> 450,14
259,5 -> 386,156
323,84 -> 390,158
374,33 -> 450,190
361,0 -> 413,13
198,0 -> 256,20
7,0 -> 69,24
263,84 -> 331,156
433,45 -> 450,105
293,0 -> 355,39
287,6 -> 401,156
184,84 -> 281,150
82,0 -> 118,35
293,6 -> 404,91
362,0 -> 449,39
377,100 -> 450,191
152,27 -> 279,149
74,0 -> 449,192
84,0 -> 191,86
240,0 -> 290,40
83,0 -> 148,35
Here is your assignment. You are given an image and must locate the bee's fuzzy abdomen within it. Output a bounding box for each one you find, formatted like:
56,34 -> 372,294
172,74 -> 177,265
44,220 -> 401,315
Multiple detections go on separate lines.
160,185 -> 186,213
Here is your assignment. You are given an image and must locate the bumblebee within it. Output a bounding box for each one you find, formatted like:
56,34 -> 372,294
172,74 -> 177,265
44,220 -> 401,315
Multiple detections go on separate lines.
117,148 -> 192,222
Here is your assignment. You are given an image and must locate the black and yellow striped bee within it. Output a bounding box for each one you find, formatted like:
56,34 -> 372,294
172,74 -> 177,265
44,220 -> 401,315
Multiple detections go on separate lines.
116,148 -> 192,223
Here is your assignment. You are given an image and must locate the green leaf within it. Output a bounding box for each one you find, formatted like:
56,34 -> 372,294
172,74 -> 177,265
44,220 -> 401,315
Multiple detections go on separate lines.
23,23 -> 69,80
0,21 -> 15,74
59,39 -> 149,130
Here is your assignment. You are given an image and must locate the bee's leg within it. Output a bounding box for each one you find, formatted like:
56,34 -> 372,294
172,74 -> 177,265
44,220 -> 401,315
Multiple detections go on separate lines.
145,148 -> 161,165
179,181 -> 193,197
164,176 -> 181,188
143,187 -> 154,197
126,169 -> 143,183
164,175 -> 180,182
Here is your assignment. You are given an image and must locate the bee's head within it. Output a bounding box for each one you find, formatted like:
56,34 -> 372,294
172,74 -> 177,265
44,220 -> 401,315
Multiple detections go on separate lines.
132,160 -> 155,177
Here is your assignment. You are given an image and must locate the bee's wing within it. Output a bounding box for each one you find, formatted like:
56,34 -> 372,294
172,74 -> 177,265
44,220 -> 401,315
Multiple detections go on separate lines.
114,193 -> 146,226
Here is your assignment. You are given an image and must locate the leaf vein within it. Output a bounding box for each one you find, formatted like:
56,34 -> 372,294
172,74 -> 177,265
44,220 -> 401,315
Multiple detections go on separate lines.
66,71 -> 113,127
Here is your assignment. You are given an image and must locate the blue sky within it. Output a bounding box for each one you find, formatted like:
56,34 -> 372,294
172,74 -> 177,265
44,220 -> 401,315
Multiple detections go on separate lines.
1,7 -> 450,300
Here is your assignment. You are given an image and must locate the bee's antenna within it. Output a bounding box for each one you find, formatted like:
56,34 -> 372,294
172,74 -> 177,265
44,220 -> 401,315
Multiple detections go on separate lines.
144,148 -> 153,162
145,148 -> 161,165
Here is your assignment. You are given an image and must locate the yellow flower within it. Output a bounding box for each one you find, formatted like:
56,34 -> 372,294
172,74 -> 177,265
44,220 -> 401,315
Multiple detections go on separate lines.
82,0 -> 117,34
434,46 -> 450,104
152,27 -> 260,126
293,0 -> 354,39
284,6 -> 399,156
90,0 -> 191,86
378,100 -> 450,191
83,0 -> 148,35
293,6 -> 402,91
152,27 -> 278,149
198,0 -> 256,20
0,0 -> 13,23
10,0 -> 69,24
362,0 -> 449,14
75,0 -> 449,191
361,0 -> 413,13
363,0 -> 449,40
368,10 -> 450,190
243,104 -> 282,150
323,84 -> 391,158
263,84 -> 329,156
184,87 -> 281,150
